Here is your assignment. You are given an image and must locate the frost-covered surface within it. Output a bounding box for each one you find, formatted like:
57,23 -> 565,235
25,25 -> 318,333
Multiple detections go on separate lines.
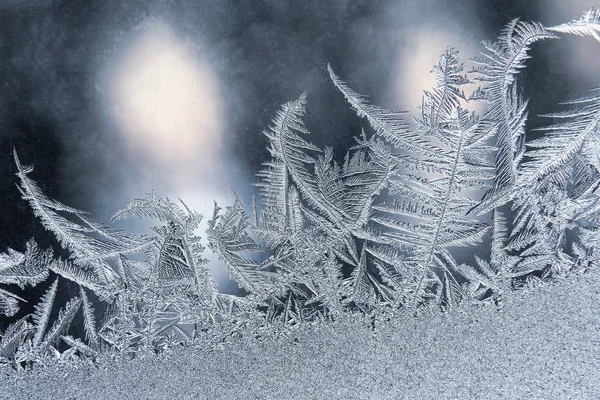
3,269 -> 598,400
2,9 -> 600,397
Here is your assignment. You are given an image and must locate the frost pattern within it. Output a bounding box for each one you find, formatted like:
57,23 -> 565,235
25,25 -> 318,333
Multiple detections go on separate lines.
1,9 -> 599,371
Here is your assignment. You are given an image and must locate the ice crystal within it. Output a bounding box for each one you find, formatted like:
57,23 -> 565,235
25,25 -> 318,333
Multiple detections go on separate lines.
1,9 -> 599,374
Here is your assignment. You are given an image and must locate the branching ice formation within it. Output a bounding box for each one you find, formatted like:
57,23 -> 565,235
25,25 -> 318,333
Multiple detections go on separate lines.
1,9 -> 599,372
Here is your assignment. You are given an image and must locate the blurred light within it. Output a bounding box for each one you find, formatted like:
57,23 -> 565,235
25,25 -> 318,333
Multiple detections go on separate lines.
108,21 -> 224,173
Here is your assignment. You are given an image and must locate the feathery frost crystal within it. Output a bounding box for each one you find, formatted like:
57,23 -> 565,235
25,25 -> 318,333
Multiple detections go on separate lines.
1,9 -> 599,374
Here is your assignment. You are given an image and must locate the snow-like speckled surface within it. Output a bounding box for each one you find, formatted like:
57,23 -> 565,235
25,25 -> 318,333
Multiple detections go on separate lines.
2,270 -> 599,400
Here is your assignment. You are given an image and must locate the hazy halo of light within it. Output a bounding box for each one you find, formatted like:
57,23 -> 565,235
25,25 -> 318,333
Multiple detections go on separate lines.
108,20 -> 224,172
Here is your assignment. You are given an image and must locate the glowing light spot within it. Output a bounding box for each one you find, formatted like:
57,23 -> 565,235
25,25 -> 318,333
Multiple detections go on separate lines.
108,21 -> 224,170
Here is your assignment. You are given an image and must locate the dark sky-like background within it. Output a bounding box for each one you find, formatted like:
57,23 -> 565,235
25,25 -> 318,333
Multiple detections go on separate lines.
1,0 -> 599,293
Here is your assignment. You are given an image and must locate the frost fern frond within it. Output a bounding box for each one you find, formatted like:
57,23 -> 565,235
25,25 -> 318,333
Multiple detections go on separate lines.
548,8 -> 600,42
80,288 -> 98,346
31,278 -> 59,347
470,21 -> 558,213
328,64 -> 443,159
